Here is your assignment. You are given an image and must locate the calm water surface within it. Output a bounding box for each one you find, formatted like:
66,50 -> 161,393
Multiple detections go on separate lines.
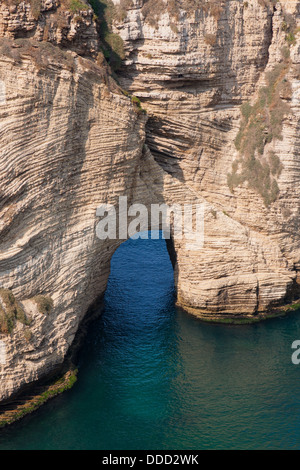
1,236 -> 300,450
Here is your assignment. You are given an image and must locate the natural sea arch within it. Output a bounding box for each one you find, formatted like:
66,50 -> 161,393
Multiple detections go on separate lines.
2,232 -> 300,449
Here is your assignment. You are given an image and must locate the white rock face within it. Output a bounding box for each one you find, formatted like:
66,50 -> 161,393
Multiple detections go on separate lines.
0,0 -> 300,404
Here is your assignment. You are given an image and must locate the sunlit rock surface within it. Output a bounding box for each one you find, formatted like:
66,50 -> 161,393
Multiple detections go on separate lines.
0,0 -> 300,402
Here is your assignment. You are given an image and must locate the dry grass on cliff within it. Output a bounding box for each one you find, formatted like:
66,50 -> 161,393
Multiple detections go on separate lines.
4,0 -> 91,20
0,38 -> 75,71
228,154 -> 281,207
0,289 -> 30,334
140,0 -> 226,26
113,0 -> 134,22
204,33 -> 217,46
234,62 -> 291,158
0,302 -> 14,335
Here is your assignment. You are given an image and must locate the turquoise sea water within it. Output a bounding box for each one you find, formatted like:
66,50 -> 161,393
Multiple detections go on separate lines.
1,235 -> 300,450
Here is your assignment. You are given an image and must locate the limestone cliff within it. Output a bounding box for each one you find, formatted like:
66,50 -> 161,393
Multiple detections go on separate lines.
0,0 -> 300,405
113,0 -> 300,315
